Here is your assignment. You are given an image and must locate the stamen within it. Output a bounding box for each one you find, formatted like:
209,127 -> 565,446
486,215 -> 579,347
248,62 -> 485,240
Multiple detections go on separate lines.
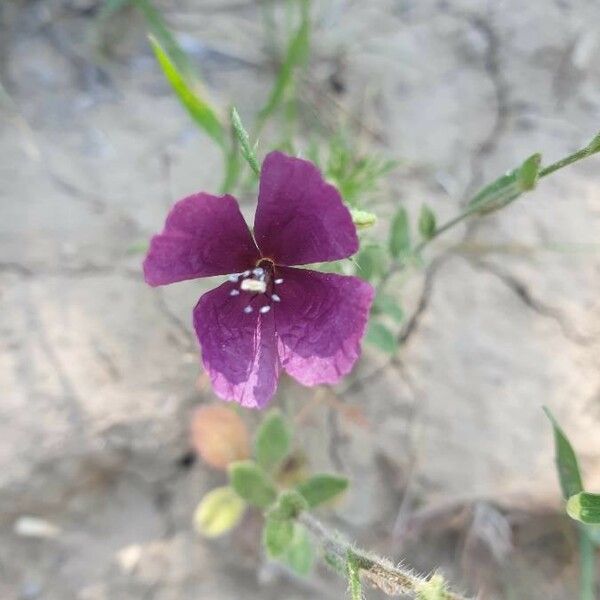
244,306 -> 253,314
241,270 -> 251,278
252,267 -> 264,276
274,278 -> 284,284
259,305 -> 271,314
241,279 -> 267,293
271,294 -> 281,302
230,289 -> 240,296
228,274 -> 240,282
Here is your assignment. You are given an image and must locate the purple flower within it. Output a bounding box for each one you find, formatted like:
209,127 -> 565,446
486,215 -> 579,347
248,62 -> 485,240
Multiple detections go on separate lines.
144,151 -> 374,408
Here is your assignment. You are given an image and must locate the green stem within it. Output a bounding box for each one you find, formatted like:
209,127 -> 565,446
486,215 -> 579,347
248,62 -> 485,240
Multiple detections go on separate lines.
347,551 -> 363,600
298,513 -> 469,600
579,528 -> 597,600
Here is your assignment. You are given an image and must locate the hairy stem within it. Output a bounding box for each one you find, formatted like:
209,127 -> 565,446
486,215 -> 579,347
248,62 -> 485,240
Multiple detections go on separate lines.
298,513 -> 470,600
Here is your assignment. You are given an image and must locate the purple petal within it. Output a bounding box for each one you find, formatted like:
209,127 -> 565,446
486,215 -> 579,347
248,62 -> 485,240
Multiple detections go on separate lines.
194,281 -> 280,409
254,152 -> 358,266
273,267 -> 374,386
144,193 -> 259,286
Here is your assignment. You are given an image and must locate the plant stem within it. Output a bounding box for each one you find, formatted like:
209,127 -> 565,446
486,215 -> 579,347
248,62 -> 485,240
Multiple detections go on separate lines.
298,513 -> 470,600
347,550 -> 363,600
579,528 -> 597,600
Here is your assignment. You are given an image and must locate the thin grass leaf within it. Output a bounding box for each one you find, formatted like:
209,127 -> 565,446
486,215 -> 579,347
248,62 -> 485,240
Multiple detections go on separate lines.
149,36 -> 225,149
133,0 -> 195,80
257,0 -> 310,128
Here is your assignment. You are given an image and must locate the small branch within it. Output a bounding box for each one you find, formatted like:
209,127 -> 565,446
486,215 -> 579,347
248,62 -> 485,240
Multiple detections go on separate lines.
298,513 -> 470,600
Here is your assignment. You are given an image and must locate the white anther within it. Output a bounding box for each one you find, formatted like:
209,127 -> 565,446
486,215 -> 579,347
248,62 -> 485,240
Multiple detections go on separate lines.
241,279 -> 267,293
241,270 -> 251,277
259,305 -> 271,314
252,267 -> 264,276
230,289 -> 240,296
274,278 -> 284,284
244,306 -> 253,314
228,274 -> 240,282
271,294 -> 281,302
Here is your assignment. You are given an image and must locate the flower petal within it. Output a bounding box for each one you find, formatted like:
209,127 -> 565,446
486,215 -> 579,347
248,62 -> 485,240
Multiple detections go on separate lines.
144,193 -> 259,286
254,152 -> 358,265
273,267 -> 374,385
194,282 -> 280,409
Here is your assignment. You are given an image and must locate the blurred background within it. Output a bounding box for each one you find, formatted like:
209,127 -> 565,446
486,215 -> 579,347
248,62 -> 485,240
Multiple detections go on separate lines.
1,1 -> 600,598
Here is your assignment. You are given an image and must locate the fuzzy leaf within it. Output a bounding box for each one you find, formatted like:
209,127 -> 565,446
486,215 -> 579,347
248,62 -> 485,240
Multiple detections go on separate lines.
255,410 -> 291,472
389,206 -> 411,258
228,461 -> 277,508
193,486 -> 245,538
418,205 -> 436,240
366,322 -> 397,354
282,524 -> 314,576
297,474 -> 349,508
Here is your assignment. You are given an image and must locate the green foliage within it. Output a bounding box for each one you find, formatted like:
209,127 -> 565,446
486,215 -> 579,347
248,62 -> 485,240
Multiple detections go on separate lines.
297,474 -> 349,508
366,322 -> 397,354
272,490 -> 308,519
134,0 -> 195,80
356,245 -> 386,282
373,293 -> 404,324
517,153 -> 541,191
257,0 -> 310,129
230,107 -> 260,176
389,206 -> 411,258
346,551 -> 363,600
193,486 -> 246,538
228,461 -> 277,508
323,135 -> 398,206
255,410 -> 291,472
543,407 -> 584,499
264,514 -> 295,557
149,36 -> 225,148
282,524 -> 314,576
567,492 -> 600,525
418,205 -> 436,240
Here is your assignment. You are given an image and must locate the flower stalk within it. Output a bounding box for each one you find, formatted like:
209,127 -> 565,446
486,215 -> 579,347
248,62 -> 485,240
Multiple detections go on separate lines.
298,513 -> 470,600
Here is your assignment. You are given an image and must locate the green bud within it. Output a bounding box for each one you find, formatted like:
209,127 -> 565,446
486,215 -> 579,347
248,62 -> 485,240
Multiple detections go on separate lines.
350,209 -> 377,230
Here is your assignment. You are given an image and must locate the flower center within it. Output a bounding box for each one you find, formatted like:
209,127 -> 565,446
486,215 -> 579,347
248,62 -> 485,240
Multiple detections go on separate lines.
227,259 -> 283,314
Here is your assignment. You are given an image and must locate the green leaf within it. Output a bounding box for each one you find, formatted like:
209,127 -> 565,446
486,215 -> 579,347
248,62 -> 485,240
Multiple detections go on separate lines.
134,0 -> 195,80
228,461 -> 277,508
517,153 -> 541,191
366,322 -> 397,354
543,407 -> 584,499
296,474 -> 349,508
350,208 -> 377,230
355,245 -> 385,282
264,515 -> 294,557
255,410 -> 291,472
373,293 -> 404,324
257,0 -> 310,126
282,524 -> 314,576
273,490 -> 308,519
149,36 -> 225,148
389,206 -> 411,258
567,492 -> 600,524
193,486 -> 245,538
418,204 -> 436,240
230,107 -> 260,176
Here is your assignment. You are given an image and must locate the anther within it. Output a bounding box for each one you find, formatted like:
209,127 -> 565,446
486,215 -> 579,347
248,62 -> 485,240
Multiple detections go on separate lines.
241,270 -> 251,278
241,279 -> 267,293
252,267 -> 264,276
274,278 -> 284,284
230,289 -> 240,296
259,305 -> 271,314
271,294 -> 281,302
244,306 -> 253,314
228,274 -> 240,282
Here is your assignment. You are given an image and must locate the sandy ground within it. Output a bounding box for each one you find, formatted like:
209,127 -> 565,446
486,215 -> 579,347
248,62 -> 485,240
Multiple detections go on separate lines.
1,1 -> 600,598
